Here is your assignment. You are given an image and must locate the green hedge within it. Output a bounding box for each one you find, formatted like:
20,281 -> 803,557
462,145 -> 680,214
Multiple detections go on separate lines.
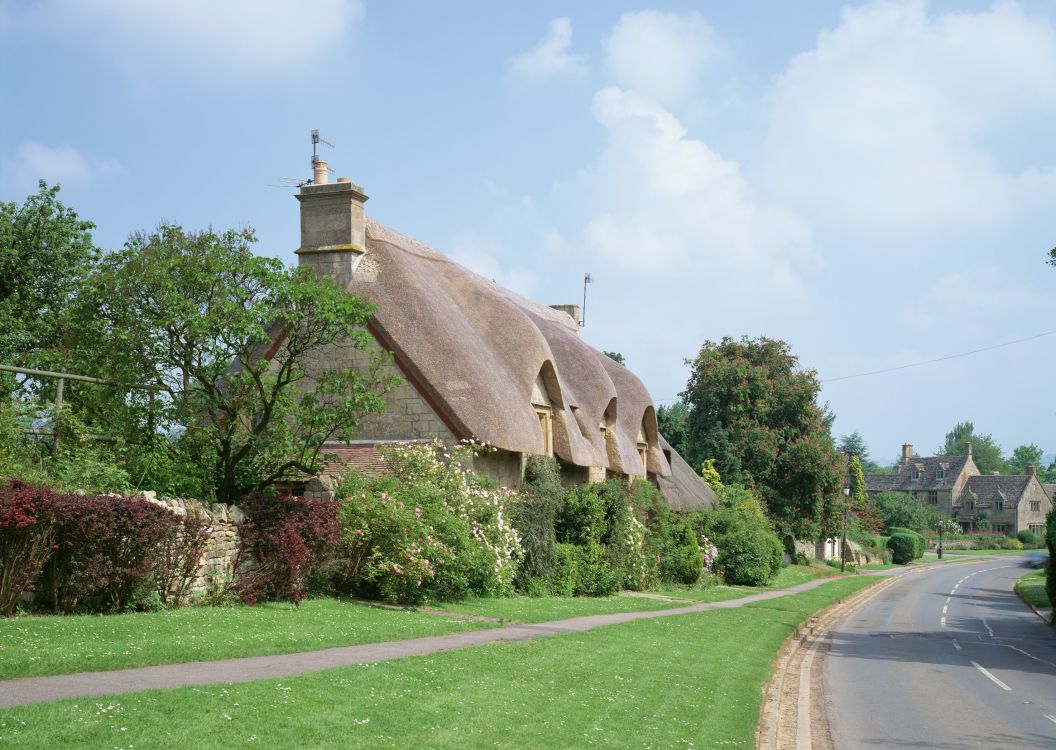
1045,508 -> 1055,618
887,532 -> 917,565
889,527 -> 924,559
715,525 -> 784,585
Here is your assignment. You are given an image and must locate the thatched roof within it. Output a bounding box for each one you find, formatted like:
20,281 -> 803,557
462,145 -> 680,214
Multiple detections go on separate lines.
345,218 -> 714,510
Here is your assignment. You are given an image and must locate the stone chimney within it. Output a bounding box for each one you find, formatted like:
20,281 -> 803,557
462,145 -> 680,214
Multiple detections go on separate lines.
966,441 -> 972,458
901,443 -> 913,464
295,176 -> 369,288
550,304 -> 581,331
1027,464 -> 1036,477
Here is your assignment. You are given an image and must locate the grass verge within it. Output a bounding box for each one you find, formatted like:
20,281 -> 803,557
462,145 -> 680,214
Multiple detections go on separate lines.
0,576 -> 879,749
0,600 -> 490,680
1014,568 -> 1051,610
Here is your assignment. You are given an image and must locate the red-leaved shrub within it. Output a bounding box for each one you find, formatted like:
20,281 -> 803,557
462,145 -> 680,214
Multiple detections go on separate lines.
0,481 -> 61,616
236,495 -> 341,605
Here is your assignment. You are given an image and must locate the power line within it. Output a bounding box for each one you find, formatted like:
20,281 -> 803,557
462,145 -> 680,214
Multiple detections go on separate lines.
824,329 -> 1056,384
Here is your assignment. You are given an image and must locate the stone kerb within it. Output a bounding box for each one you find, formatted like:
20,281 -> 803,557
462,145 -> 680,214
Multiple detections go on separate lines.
137,491 -> 244,599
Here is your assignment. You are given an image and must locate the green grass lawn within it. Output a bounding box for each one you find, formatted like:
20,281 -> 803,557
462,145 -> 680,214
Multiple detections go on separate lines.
434,564 -> 839,621
0,576 -> 878,749
1014,569 -> 1051,610
0,599 -> 491,680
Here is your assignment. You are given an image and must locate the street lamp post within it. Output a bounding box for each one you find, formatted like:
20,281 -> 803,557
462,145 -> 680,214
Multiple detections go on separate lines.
841,486 -> 850,573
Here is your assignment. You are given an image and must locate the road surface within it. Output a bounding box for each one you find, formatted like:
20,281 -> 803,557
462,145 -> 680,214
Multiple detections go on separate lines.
824,555 -> 1056,749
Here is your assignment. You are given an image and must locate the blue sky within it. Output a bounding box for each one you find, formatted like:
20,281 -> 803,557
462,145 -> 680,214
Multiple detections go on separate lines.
2,0 -> 1054,466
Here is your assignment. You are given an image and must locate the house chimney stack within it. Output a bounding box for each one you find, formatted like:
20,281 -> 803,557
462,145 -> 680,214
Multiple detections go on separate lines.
1027,464 -> 1036,476
966,441 -> 972,458
901,443 -> 913,463
295,174 -> 369,288
549,304 -> 581,331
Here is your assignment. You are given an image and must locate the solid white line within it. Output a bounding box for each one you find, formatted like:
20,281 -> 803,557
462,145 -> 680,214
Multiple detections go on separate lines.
970,661 -> 1011,691
1045,714 -> 1056,725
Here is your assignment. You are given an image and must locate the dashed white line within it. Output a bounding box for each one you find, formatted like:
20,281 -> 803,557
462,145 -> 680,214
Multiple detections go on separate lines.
941,616 -> 946,628
1045,714 -> 1056,725
970,661 -> 1011,691
982,618 -> 994,638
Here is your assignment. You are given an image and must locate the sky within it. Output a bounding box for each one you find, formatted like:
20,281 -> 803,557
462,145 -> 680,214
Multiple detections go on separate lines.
2,0 -> 1054,467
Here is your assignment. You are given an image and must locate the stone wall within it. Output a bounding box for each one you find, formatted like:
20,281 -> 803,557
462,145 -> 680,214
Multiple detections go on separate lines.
140,492 -> 243,599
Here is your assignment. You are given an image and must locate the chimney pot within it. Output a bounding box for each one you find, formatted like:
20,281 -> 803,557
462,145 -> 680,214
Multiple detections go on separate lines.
336,177 -> 351,183
313,159 -> 329,186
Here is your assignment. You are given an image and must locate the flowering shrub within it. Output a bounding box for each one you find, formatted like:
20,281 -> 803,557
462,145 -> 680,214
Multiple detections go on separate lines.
335,441 -> 521,604
236,495 -> 341,606
699,535 -> 718,573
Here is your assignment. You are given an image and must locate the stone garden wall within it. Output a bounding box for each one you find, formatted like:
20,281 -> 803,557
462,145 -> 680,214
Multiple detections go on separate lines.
140,491 -> 244,599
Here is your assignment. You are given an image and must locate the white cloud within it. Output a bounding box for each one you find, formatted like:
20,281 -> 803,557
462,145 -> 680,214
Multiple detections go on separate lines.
566,87 -> 813,299
1,141 -> 122,193
509,18 -> 587,82
605,10 -> 724,107
10,0 -> 365,81
764,0 -> 1056,229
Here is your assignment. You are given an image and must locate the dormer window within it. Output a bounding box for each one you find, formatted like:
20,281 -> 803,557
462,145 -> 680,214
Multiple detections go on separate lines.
911,469 -> 920,481
935,468 -> 945,480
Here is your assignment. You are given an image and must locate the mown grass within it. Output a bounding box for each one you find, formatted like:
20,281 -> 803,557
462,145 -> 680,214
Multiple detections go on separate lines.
0,576 -> 879,749
435,564 -> 838,621
1014,568 -> 1051,610
0,600 -> 490,680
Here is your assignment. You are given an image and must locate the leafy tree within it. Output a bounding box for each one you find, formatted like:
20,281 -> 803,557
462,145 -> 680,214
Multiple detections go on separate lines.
938,421 -> 1004,475
838,432 -> 869,460
700,458 -> 723,490
657,400 -> 688,456
681,336 -> 843,544
1005,443 -> 1051,479
848,455 -> 884,534
0,182 -> 101,371
71,224 -> 392,503
602,350 -> 626,366
874,491 -> 940,535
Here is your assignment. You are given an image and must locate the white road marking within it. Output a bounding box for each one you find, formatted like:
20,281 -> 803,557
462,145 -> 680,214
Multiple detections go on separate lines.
941,617 -> 946,627
970,661 -> 1011,691
982,618 -> 994,638
952,639 -> 961,651
945,596 -> 952,606
1045,714 -> 1056,725
1000,644 -> 1056,671
942,605 -> 949,615
951,584 -> 959,592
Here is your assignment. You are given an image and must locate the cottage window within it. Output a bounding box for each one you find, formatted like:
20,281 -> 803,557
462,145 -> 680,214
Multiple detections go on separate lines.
911,491 -> 918,500
995,501 -> 1003,511
1030,523 -> 1045,536
535,408 -> 552,455
1030,501 -> 1041,513
935,469 -> 945,480
911,469 -> 920,481
927,491 -> 938,505
993,524 -> 1008,534
966,500 -> 974,511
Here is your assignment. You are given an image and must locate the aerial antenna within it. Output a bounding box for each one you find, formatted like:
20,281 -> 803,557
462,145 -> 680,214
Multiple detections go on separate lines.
581,273 -> 593,328
311,129 -> 335,182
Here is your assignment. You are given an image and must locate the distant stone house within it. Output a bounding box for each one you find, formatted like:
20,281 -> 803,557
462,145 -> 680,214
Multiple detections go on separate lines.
864,443 -> 1051,535
281,167 -> 715,512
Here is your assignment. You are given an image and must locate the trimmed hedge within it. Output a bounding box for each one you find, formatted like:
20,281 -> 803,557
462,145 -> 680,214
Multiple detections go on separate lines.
889,527 -> 924,559
715,525 -> 784,585
887,532 -> 917,565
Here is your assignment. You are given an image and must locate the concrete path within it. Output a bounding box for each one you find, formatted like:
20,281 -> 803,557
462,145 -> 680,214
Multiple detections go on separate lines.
1,574 -> 858,708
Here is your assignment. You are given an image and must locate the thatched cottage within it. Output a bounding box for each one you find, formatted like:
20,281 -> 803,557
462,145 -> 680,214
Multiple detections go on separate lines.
290,167 -> 715,512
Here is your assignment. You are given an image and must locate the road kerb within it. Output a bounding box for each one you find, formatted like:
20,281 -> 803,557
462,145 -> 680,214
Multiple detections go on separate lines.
755,574 -> 899,750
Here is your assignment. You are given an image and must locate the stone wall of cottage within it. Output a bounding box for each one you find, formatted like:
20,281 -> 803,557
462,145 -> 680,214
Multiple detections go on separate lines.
140,492 -> 243,599
306,337 -> 455,442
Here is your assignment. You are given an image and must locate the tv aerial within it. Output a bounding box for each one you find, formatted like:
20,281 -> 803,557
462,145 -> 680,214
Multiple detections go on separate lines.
273,130 -> 336,187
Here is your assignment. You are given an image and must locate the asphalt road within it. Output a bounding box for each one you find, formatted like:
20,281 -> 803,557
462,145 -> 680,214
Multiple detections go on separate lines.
824,554 -> 1056,749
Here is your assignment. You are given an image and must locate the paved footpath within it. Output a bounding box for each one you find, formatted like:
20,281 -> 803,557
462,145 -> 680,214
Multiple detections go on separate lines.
0,574 -> 876,708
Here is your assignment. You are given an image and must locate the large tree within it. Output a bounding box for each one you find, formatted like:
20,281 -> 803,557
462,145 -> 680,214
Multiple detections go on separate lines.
1005,443 -> 1054,481
681,336 -> 843,543
70,224 -> 392,503
0,182 -> 100,371
938,421 -> 1004,475
656,400 -> 689,456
